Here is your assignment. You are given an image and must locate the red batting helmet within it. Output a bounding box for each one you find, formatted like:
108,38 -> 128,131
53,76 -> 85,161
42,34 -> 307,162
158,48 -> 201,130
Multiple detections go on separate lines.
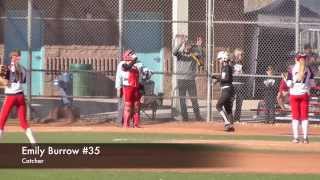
122,49 -> 137,61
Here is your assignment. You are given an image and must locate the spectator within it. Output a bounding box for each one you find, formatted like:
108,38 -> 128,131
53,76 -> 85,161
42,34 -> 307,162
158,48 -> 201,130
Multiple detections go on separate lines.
277,72 -> 289,111
53,72 -> 73,106
173,35 -> 204,121
263,66 -> 277,124
231,48 -> 245,122
191,36 -> 205,68
303,44 -> 319,76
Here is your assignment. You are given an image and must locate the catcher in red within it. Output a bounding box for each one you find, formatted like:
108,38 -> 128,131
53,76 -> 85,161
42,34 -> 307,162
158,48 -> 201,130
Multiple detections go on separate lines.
0,49 -> 36,144
115,49 -> 149,128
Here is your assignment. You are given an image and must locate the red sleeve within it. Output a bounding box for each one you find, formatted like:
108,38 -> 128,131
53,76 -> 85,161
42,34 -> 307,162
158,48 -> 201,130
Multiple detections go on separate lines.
279,79 -> 289,92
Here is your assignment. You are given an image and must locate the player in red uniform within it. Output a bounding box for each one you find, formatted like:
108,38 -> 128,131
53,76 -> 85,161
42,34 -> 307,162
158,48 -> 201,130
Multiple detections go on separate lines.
286,53 -> 316,144
115,49 -> 142,128
0,49 -> 36,144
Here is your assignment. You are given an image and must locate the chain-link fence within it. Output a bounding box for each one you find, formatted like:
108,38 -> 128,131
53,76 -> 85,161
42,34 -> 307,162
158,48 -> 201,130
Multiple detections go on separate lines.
0,0 -> 320,123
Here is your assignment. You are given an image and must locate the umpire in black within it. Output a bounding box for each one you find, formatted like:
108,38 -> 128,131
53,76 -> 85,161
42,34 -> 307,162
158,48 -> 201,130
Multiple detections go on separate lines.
212,51 -> 235,132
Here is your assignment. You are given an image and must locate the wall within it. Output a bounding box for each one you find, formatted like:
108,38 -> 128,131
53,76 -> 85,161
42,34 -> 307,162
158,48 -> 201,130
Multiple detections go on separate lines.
43,45 -> 118,96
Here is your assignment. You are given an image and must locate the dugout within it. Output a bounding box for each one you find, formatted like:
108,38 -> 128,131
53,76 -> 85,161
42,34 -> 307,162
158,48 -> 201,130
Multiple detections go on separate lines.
245,0 -> 320,98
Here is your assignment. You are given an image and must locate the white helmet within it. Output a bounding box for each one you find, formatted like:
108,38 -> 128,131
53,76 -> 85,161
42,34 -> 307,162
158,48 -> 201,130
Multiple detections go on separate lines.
216,51 -> 230,62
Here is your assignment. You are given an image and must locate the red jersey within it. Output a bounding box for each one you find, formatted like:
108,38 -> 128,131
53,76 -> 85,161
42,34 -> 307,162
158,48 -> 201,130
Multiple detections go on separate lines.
278,79 -> 289,93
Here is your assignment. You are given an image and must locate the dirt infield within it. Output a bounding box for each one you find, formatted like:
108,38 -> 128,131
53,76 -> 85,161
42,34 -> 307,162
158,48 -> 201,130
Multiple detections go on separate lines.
6,121 -> 320,136
165,140 -> 320,173
5,121 -> 320,174
157,151 -> 320,174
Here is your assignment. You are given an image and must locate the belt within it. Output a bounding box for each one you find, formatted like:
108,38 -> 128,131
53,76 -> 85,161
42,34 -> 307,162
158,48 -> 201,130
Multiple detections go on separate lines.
5,91 -> 24,96
221,86 -> 230,89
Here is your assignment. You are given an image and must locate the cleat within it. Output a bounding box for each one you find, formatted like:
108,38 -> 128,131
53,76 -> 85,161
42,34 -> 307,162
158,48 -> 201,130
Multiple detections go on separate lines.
123,124 -> 130,128
303,138 -> 309,144
292,138 -> 300,143
224,124 -> 235,132
227,114 -> 234,125
228,126 -> 235,132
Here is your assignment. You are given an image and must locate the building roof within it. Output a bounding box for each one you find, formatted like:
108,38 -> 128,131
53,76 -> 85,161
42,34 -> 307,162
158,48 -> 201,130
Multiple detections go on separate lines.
247,0 -> 320,18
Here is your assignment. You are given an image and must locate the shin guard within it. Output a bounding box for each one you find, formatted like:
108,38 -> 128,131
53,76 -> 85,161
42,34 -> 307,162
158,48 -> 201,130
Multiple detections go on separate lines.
133,101 -> 141,127
123,102 -> 133,128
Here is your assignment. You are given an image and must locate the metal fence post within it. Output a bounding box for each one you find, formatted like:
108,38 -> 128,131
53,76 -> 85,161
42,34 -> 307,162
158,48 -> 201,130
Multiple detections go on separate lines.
206,0 -> 213,122
116,0 -> 124,125
119,0 -> 123,55
295,0 -> 300,52
27,0 -> 33,121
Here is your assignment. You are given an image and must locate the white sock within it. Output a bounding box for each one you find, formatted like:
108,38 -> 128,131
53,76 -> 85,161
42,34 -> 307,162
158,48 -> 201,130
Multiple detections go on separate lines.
292,120 -> 299,139
25,128 -> 36,144
220,111 -> 230,124
301,120 -> 309,139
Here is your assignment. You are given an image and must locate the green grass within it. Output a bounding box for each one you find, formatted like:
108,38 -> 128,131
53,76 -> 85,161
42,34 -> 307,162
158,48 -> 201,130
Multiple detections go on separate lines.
2,131 -> 320,143
2,132 -> 320,154
0,170 -> 319,180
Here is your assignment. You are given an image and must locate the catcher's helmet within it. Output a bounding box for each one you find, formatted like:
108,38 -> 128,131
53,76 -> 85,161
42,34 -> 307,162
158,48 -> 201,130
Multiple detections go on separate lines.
216,51 -> 230,62
122,49 -> 137,61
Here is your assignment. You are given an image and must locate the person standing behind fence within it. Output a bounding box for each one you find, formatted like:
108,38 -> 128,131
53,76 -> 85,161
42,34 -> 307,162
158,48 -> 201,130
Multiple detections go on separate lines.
192,36 -> 205,68
212,51 -> 235,132
231,48 -> 245,122
0,49 -> 36,144
303,44 -> 320,76
173,35 -> 204,121
303,44 -> 320,96
263,66 -> 277,124
277,72 -> 289,111
285,53 -> 316,144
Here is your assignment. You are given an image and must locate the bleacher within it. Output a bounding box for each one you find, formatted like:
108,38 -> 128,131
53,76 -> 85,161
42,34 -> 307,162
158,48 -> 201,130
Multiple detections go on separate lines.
252,87 -> 320,123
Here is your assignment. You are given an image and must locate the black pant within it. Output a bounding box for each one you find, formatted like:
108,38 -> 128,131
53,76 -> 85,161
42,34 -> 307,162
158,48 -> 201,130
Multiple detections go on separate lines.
264,98 -> 275,121
216,86 -> 234,115
233,84 -> 245,121
177,79 -> 201,120
264,89 -> 277,121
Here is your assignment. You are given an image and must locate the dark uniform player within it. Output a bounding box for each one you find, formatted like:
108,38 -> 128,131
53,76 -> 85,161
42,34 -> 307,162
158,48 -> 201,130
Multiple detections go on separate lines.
212,51 -> 235,132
